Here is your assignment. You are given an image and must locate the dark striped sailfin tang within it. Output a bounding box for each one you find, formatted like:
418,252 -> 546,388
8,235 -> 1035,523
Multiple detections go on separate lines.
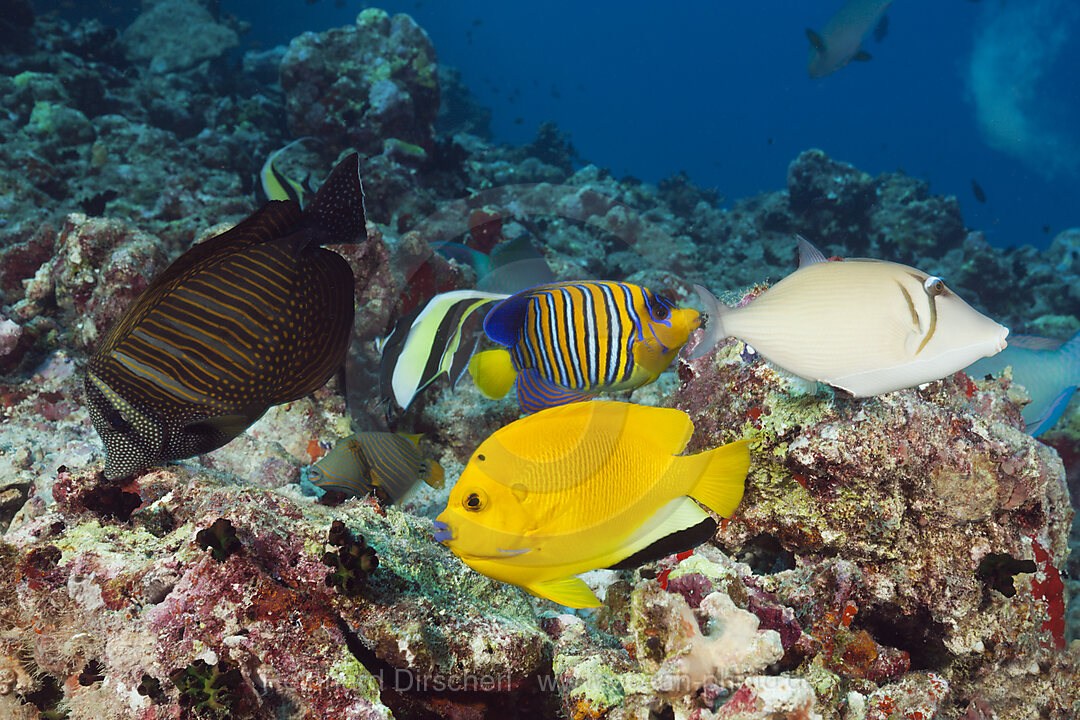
312,431 -> 444,503
85,153 -> 366,480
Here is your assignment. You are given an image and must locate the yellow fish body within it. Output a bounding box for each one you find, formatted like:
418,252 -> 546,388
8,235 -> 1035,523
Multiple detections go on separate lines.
433,401 -> 751,608
469,281 -> 701,413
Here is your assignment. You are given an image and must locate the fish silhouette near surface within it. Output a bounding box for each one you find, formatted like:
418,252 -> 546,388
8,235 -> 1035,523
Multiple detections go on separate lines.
86,153 -> 366,480
433,401 -> 751,608
692,236 -> 1009,397
807,0 -> 892,77
312,431 -> 444,504
468,281 -> 701,414
965,331 -> 1080,436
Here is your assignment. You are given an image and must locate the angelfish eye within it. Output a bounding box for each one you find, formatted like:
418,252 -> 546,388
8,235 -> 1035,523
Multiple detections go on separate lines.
463,489 -> 487,512
924,277 -> 945,296
652,293 -> 672,320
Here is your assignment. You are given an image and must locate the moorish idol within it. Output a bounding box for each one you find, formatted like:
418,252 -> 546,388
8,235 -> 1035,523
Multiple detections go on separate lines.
378,290 -> 509,416
85,153 -> 366,479
258,137 -> 318,206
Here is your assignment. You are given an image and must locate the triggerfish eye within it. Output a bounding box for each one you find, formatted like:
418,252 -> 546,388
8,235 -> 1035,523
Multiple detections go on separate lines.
924,276 -> 945,296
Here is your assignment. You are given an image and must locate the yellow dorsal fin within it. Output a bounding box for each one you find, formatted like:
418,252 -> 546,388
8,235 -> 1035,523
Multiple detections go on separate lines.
396,432 -> 423,448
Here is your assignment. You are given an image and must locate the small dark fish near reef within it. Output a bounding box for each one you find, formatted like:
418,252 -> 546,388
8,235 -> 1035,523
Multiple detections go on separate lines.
85,154 -> 366,480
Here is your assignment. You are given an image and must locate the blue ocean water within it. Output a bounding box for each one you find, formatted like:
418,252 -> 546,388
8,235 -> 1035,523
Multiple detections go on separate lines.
224,0 -> 1080,251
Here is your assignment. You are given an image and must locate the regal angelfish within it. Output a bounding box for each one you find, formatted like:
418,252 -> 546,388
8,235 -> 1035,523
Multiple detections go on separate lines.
85,153 -> 366,479
468,280 -> 701,413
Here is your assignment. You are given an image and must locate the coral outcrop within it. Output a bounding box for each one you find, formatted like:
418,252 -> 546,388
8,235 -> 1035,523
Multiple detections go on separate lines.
0,5 -> 1076,719
280,9 -> 439,161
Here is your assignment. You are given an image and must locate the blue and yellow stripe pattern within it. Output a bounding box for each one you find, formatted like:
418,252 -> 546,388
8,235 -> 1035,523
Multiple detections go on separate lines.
470,280 -> 700,413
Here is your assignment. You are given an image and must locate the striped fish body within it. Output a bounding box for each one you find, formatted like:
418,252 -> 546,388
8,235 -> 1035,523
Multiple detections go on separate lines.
312,431 -> 444,504
86,153 -> 366,480
476,281 -> 700,413
378,290 -> 508,414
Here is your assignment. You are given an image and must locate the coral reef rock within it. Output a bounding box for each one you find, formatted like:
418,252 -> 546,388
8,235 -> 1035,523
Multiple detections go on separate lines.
281,9 -> 440,158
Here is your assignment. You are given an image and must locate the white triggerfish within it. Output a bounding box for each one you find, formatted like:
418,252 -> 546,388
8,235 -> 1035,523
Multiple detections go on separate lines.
806,0 -> 892,78
965,332 -> 1080,436
691,236 -> 1009,398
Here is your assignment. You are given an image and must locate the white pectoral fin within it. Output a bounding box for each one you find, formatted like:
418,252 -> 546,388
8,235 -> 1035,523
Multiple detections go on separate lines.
527,576 -> 603,608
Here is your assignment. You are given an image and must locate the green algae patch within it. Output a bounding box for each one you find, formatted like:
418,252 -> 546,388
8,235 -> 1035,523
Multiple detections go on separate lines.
667,554 -> 738,587
328,653 -> 381,704
58,519 -> 162,567
564,656 -> 626,713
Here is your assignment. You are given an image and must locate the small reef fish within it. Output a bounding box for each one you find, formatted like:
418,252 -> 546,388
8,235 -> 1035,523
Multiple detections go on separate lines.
468,281 -> 701,414
378,290 -> 509,415
258,137 -> 317,206
807,0 -> 892,77
85,154 -> 366,480
433,401 -> 751,608
971,179 -> 987,204
312,431 -> 445,503
691,236 -> 1009,397
965,331 -> 1080,436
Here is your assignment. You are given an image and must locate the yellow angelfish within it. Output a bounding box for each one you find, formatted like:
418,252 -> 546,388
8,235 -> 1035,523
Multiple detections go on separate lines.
433,401 -> 751,608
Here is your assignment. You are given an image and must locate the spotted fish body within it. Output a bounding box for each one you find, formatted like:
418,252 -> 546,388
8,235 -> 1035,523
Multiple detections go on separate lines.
312,431 -> 445,504
86,153 -> 366,480
469,281 -> 700,413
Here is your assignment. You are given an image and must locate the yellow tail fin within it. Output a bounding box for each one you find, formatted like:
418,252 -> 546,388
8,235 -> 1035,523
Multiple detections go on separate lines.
685,439 -> 752,517
468,348 -> 517,399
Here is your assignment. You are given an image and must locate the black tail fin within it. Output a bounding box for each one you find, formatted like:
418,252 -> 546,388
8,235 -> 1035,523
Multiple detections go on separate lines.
304,152 -> 367,246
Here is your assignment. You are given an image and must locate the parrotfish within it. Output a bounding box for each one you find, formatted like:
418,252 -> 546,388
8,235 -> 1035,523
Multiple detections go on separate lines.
691,236 -> 1009,397
468,281 -> 701,414
312,431 -> 444,503
806,0 -> 892,77
378,290 -> 509,415
965,331 -> 1080,436
85,153 -> 366,480
434,401 -> 751,608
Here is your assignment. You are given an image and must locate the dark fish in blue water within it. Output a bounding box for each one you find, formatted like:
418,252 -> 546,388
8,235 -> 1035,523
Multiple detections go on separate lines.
971,179 -> 987,203
873,13 -> 889,42
85,154 -> 367,479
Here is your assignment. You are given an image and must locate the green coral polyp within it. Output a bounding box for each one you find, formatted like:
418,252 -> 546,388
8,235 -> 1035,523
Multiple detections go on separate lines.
169,659 -> 242,718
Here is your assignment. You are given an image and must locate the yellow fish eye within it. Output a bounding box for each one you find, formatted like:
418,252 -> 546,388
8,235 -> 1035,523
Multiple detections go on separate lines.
924,277 -> 945,296
463,489 -> 488,512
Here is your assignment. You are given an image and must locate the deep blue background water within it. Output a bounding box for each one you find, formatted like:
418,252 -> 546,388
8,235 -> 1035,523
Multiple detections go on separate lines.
116,1 -> 1080,250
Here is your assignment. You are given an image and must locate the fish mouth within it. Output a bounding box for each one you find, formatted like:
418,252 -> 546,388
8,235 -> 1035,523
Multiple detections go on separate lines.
432,519 -> 453,544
